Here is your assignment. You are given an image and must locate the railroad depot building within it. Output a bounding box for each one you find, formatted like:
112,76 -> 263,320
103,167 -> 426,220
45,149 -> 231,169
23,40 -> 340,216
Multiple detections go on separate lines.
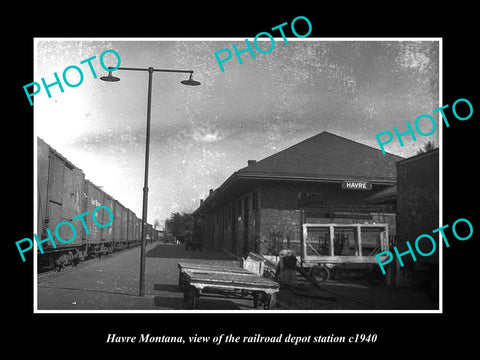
192,131 -> 404,261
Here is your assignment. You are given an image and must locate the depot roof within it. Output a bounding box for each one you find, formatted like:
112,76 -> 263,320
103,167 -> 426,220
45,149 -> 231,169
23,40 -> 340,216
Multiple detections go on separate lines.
235,131 -> 403,182
194,131 -> 404,214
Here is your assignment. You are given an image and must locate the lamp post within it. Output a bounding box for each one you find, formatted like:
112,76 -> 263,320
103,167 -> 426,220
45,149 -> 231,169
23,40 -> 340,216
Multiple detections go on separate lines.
100,66 -> 200,297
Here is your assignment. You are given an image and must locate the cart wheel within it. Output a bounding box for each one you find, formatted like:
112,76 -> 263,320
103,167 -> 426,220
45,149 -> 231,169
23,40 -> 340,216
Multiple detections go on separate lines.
366,268 -> 384,286
310,265 -> 330,282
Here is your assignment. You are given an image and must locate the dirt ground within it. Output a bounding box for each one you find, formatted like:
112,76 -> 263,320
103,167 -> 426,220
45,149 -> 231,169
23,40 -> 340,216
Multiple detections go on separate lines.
275,275 -> 438,310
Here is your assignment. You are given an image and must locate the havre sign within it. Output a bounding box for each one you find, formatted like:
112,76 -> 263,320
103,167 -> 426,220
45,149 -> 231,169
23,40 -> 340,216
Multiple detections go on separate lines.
341,181 -> 372,190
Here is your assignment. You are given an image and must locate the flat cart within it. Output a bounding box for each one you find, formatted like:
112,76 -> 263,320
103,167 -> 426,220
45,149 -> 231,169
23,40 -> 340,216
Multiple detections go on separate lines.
178,262 -> 280,310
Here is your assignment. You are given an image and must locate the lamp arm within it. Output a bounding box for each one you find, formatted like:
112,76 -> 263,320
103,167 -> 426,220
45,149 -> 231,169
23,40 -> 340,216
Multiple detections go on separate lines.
108,66 -> 193,74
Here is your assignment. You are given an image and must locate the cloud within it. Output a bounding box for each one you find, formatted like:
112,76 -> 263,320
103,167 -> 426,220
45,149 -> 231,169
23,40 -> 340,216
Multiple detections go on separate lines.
188,128 -> 225,143
396,43 -> 432,71
36,40 -> 439,226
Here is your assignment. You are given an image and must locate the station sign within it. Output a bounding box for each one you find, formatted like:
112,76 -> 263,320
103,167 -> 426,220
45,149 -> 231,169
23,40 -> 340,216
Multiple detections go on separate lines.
341,181 -> 372,190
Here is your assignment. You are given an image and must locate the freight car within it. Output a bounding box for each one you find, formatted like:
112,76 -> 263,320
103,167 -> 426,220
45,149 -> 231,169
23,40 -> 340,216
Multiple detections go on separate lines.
37,138 -> 86,271
83,180 -> 115,256
37,138 -> 158,272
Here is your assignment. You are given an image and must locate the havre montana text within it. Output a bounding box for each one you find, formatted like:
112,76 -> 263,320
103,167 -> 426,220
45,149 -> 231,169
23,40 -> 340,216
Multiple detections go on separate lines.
106,334 -> 185,344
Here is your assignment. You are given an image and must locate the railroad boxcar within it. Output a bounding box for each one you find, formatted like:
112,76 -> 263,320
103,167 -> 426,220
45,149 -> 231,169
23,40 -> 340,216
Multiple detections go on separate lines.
37,138 -> 86,270
83,179 -> 115,256
133,216 -> 140,246
121,203 -> 129,247
36,138 -> 159,271
126,209 -> 135,247
113,200 -> 128,250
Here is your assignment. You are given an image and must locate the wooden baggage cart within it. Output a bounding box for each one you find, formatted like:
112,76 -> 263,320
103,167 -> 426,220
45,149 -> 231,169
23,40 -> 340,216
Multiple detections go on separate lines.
301,223 -> 390,284
177,261 -> 279,310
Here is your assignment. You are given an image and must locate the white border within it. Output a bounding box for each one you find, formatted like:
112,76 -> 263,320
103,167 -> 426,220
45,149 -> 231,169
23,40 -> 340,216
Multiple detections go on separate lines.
33,37 -> 443,314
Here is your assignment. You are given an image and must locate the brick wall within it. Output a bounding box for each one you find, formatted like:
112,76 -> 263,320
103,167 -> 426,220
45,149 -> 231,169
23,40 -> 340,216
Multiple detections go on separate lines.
260,181 -> 392,209
199,190 -> 260,257
258,208 -> 302,255
396,150 -> 439,260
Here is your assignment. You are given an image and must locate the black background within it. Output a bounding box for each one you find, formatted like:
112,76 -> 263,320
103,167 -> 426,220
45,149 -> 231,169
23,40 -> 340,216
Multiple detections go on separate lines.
6,4 -> 477,356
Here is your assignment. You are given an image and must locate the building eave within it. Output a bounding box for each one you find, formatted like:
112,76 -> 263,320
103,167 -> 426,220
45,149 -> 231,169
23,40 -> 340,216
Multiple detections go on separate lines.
236,171 -> 397,184
193,171 -> 397,215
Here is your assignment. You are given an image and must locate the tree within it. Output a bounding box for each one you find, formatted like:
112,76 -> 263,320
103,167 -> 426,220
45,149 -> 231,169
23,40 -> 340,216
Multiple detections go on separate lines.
416,140 -> 437,155
165,212 -> 193,243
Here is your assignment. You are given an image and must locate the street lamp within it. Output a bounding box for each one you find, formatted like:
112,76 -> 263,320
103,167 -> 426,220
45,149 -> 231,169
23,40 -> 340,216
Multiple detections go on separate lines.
100,66 -> 201,297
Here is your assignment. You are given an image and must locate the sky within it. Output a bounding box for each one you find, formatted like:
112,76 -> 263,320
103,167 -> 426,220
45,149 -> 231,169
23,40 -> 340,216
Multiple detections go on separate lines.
34,38 -> 440,227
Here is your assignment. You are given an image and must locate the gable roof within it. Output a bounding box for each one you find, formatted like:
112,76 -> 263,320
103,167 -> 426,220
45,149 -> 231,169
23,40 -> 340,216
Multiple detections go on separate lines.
237,131 -> 403,183
194,131 -> 404,214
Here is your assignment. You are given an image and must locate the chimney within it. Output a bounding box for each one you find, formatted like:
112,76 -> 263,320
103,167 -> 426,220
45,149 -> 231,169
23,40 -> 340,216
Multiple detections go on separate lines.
209,189 -> 214,196
248,160 -> 256,166
200,199 -> 204,206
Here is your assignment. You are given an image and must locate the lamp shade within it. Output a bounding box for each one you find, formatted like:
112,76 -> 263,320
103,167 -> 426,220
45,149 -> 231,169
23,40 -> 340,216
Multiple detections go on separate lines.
100,72 -> 120,82
181,74 -> 201,86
